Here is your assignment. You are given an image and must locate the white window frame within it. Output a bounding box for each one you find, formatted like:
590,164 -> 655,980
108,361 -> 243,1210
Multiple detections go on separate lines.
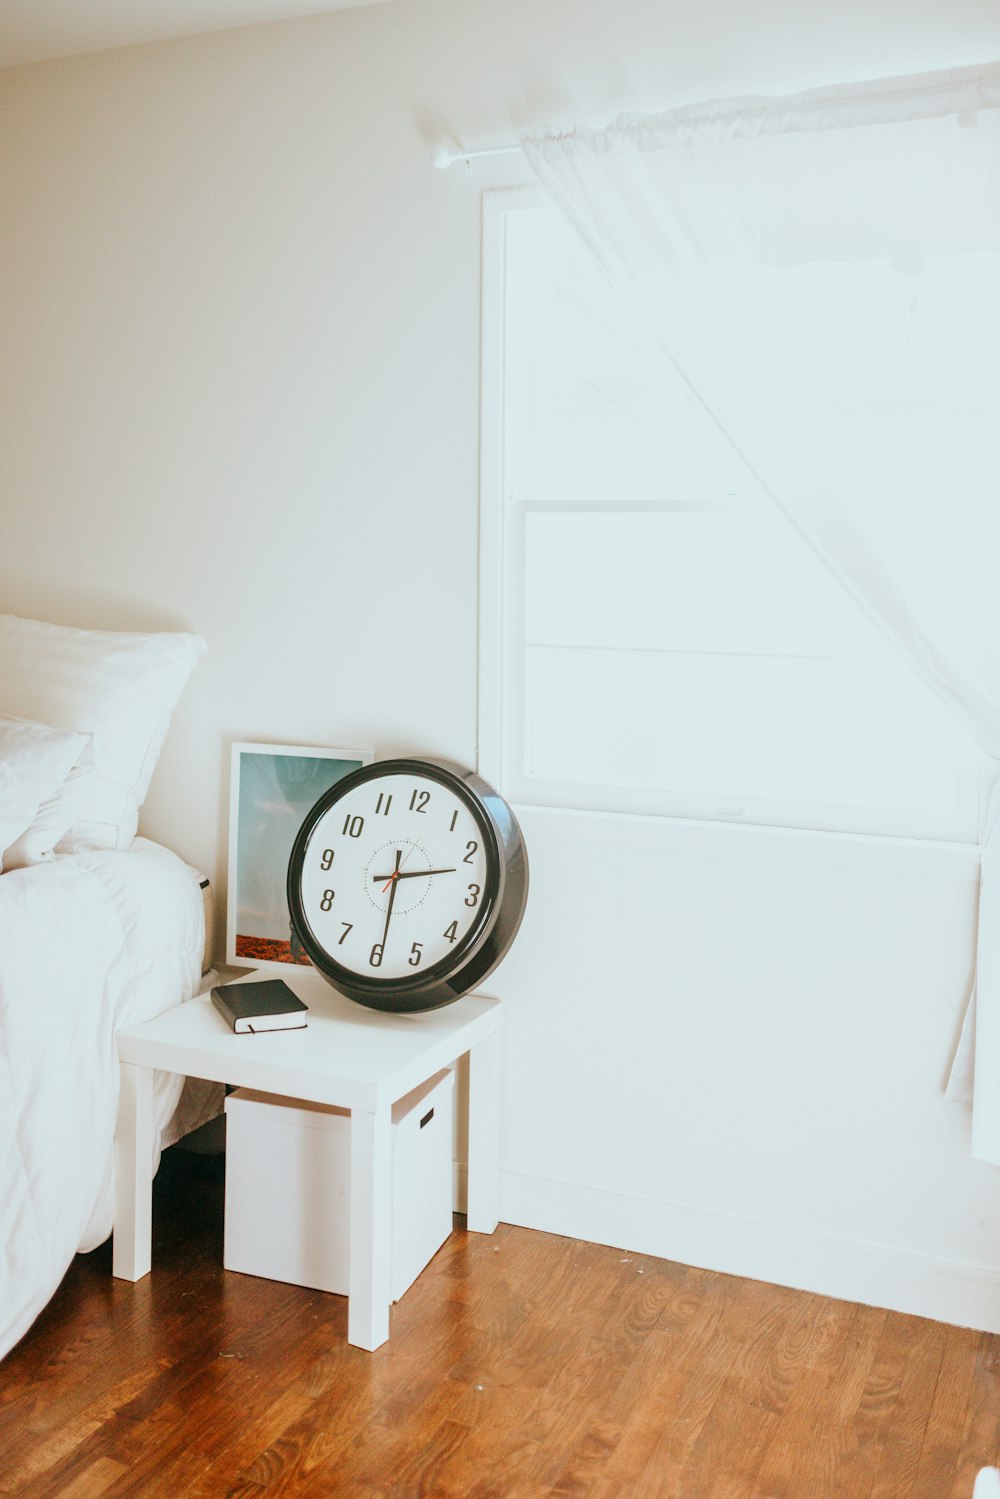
477,187 -> 987,851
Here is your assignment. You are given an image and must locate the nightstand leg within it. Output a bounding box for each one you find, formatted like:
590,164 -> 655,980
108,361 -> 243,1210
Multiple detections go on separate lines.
467,1030 -> 501,1234
347,1106 -> 393,1351
113,1062 -> 155,1280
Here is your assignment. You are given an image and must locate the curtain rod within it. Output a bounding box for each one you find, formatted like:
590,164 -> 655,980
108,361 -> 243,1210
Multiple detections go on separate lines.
431,143 -> 522,170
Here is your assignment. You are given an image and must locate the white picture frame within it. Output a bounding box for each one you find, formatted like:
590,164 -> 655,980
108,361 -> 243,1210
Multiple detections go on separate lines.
226,740 -> 373,974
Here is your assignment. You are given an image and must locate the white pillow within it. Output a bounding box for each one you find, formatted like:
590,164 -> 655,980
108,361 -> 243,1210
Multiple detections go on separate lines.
0,715 -> 91,871
0,615 -> 206,853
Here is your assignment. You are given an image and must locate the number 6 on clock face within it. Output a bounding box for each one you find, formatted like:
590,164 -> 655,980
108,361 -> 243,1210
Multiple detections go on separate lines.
287,758 -> 529,1013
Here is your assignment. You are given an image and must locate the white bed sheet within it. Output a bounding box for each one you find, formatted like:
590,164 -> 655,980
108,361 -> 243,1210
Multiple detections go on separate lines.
0,837 -> 209,1359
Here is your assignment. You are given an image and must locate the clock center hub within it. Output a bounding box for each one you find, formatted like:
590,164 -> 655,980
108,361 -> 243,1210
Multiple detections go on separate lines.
363,842 -> 434,917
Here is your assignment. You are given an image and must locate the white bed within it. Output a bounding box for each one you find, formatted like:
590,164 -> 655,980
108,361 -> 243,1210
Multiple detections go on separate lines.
0,612 -> 211,1359
0,838 -> 217,1359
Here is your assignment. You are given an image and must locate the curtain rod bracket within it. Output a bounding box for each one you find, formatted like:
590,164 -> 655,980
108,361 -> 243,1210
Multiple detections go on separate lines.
431,143 -> 522,171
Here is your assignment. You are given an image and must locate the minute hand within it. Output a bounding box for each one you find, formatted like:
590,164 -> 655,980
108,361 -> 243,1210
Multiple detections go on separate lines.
380,848 -> 402,951
372,867 -> 457,882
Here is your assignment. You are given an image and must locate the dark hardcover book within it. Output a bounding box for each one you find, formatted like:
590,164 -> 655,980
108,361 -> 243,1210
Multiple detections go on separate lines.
211,978 -> 308,1034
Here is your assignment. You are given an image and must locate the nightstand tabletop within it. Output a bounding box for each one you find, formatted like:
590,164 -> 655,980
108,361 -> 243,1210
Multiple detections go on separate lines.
116,969 -> 502,1112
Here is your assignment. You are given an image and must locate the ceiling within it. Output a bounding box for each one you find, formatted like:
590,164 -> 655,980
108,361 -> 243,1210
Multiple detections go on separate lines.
0,0 -> 398,70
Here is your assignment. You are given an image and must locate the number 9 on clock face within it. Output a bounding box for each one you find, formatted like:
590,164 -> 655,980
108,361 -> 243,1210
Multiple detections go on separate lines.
287,759 -> 528,1012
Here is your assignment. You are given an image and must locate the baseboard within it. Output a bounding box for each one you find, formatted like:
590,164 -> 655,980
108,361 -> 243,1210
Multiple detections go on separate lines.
454,1165 -> 1000,1334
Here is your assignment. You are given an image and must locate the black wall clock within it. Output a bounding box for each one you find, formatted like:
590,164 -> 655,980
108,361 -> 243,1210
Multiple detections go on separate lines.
287,757 -> 528,1013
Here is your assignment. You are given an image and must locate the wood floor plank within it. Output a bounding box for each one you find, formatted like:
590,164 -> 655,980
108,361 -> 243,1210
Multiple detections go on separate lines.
50,1455 -> 129,1498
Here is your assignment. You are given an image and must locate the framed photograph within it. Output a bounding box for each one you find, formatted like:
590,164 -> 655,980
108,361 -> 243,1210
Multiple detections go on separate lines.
227,741 -> 373,973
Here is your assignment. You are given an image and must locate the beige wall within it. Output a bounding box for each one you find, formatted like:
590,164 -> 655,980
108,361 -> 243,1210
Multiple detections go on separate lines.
3,0 -> 1000,1325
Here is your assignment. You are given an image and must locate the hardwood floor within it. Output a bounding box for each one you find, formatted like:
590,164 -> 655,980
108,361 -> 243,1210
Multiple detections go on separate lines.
2,1148 -> 1000,1498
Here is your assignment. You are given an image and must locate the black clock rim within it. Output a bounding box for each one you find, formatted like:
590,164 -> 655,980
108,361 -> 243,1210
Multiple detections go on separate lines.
287,758 -> 504,1007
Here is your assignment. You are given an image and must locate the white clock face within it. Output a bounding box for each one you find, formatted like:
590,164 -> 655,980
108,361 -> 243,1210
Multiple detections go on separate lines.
298,771 -> 492,981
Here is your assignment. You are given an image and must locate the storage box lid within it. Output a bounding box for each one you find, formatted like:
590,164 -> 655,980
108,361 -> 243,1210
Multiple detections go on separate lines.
224,1067 -> 453,1131
225,1088 -> 349,1131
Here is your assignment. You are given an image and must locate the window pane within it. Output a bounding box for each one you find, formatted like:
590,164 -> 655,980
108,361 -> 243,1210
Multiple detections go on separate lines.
524,511 -> 878,657
535,377 -> 749,506
523,645 -> 971,818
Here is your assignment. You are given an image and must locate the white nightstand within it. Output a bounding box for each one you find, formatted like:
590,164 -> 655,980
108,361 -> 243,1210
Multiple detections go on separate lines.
113,970 -> 502,1351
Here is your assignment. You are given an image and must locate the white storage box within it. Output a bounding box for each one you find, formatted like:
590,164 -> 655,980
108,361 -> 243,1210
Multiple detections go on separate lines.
223,1068 -> 454,1301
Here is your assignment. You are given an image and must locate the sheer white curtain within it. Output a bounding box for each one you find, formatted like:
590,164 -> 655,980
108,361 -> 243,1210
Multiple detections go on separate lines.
522,63 -> 1000,1160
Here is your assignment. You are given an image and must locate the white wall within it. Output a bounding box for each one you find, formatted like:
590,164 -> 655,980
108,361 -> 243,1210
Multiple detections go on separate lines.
2,0 -> 1000,1328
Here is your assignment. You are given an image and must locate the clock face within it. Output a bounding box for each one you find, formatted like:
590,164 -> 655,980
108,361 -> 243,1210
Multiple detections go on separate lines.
292,766 -> 498,990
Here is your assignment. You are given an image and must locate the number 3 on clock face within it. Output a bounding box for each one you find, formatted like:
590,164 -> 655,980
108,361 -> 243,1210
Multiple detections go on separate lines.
287,758 -> 528,1013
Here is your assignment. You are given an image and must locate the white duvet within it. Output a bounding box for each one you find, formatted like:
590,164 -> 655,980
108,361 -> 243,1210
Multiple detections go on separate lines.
0,838 -> 208,1359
